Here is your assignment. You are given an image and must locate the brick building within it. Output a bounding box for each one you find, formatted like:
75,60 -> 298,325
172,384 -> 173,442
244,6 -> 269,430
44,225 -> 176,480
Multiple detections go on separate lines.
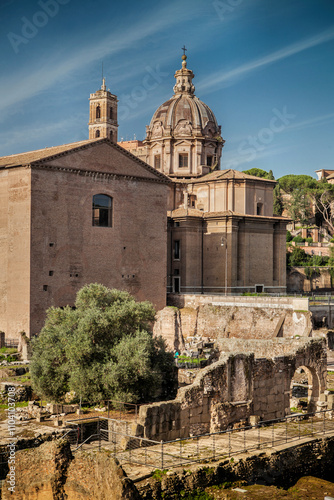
0,138 -> 169,338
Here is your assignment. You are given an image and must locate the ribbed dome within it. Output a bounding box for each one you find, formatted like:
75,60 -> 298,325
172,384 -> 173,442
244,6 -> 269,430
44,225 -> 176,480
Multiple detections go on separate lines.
149,95 -> 219,138
146,56 -> 221,140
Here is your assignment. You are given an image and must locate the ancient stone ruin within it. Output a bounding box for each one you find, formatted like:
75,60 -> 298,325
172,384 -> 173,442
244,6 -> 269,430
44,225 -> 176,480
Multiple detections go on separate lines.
133,338 -> 327,442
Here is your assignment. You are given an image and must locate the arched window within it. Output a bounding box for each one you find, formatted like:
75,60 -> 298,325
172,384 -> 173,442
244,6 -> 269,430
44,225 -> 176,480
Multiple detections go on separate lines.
110,130 -> 113,141
92,194 -> 113,227
95,130 -> 100,138
109,107 -> 113,119
96,105 -> 101,119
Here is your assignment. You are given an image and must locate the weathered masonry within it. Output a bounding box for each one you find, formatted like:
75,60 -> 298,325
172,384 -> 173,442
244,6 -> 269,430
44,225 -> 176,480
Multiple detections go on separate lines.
0,138 -> 169,338
134,338 -> 326,442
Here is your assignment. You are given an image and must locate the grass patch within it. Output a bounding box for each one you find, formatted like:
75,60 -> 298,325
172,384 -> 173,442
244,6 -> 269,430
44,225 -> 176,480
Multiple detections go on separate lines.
180,490 -> 214,499
0,401 -> 29,410
0,348 -> 17,354
152,469 -> 168,481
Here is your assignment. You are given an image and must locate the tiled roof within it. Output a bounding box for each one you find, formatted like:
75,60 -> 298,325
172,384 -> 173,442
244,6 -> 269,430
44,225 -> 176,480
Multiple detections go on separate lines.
0,137 -> 171,183
168,208 -> 289,221
172,169 -> 277,184
0,139 -> 97,167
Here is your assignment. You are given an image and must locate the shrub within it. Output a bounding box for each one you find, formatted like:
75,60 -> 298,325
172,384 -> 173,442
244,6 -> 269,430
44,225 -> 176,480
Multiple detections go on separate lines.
292,235 -> 305,243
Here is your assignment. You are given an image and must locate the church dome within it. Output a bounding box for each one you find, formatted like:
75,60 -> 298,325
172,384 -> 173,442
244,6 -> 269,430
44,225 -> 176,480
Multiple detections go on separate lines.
146,55 -> 221,141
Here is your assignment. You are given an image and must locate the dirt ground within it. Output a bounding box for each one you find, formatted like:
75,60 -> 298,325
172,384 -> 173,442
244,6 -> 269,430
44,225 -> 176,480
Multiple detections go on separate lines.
205,476 -> 334,499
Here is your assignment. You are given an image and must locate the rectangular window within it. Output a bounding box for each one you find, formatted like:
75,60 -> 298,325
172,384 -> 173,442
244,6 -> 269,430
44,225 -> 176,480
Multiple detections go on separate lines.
154,155 -> 161,169
174,240 -> 180,260
179,153 -> 188,168
92,194 -> 113,227
207,156 -> 213,167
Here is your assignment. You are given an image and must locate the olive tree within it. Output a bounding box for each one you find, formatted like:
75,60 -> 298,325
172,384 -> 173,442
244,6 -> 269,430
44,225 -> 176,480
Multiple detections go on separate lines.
30,284 -> 175,403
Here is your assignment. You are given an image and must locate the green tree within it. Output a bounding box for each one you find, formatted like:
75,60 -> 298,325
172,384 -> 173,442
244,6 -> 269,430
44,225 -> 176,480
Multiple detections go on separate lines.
308,181 -> 334,234
286,188 -> 311,225
278,174 -> 317,193
242,168 -> 271,178
273,184 -> 284,216
30,284 -> 175,403
287,247 -> 310,267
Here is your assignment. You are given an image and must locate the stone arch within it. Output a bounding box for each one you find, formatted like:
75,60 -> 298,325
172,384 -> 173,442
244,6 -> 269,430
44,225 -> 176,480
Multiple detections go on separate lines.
289,364 -> 320,413
287,342 -> 326,414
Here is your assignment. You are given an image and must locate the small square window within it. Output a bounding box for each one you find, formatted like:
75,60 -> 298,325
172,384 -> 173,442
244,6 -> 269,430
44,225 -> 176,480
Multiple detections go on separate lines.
43,285 -> 48,291
179,153 -> 188,168
49,271 -> 54,276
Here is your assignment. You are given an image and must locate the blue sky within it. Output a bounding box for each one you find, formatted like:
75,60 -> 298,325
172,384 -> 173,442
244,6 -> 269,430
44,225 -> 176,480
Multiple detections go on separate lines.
0,0 -> 333,179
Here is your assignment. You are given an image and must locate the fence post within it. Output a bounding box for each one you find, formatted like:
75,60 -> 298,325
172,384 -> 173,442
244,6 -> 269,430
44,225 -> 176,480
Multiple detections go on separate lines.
323,410 -> 326,434
98,418 -> 101,452
244,426 -> 246,452
161,441 -> 164,469
197,436 -> 199,458
212,433 -> 215,461
285,418 -> 288,443
108,401 -> 110,420
258,425 -> 260,449
228,430 -> 231,457
180,439 -> 182,461
272,423 -> 274,447
135,404 -> 137,423
298,417 -> 300,440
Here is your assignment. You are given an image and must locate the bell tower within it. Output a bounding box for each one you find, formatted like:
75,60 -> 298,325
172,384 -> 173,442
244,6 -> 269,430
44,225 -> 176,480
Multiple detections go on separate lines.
88,78 -> 118,142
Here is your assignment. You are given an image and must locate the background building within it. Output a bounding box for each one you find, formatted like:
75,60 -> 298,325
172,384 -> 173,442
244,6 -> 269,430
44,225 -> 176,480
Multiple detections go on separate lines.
120,55 -> 288,294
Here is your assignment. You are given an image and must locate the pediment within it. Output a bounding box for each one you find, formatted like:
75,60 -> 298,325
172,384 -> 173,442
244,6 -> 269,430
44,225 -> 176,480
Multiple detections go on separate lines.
174,139 -> 193,147
33,139 -> 169,183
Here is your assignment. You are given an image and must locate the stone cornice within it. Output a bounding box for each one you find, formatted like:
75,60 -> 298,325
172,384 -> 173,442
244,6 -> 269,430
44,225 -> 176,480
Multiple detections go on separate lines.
29,163 -> 170,185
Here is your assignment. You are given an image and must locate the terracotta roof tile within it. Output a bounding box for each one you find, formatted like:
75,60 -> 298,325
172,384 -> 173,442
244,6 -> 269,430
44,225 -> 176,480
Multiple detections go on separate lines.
172,169 -> 276,184
0,139 -> 99,167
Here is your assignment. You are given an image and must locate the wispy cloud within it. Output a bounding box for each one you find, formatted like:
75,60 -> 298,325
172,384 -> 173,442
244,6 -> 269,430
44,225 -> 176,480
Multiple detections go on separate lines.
0,0 -> 193,117
223,143 -> 291,170
0,114 -> 86,154
286,113 -> 334,133
198,27 -> 334,93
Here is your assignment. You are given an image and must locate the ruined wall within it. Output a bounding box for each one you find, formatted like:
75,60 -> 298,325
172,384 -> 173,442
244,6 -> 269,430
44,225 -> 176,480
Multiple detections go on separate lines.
287,266 -> 332,293
154,297 -> 312,351
136,338 -> 326,442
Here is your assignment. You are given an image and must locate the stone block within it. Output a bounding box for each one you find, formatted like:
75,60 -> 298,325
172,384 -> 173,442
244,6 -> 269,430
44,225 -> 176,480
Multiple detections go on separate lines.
327,394 -> 334,404
54,419 -> 63,427
189,414 -> 202,425
249,415 -> 260,427
36,415 -> 44,422
319,394 -> 327,402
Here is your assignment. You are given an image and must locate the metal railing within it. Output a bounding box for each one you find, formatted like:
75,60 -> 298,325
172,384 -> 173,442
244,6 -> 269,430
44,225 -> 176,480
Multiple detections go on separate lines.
62,409 -> 334,469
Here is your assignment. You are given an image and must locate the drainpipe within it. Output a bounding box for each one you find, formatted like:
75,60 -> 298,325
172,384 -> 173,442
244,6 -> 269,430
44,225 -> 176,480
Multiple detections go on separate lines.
201,218 -> 204,294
